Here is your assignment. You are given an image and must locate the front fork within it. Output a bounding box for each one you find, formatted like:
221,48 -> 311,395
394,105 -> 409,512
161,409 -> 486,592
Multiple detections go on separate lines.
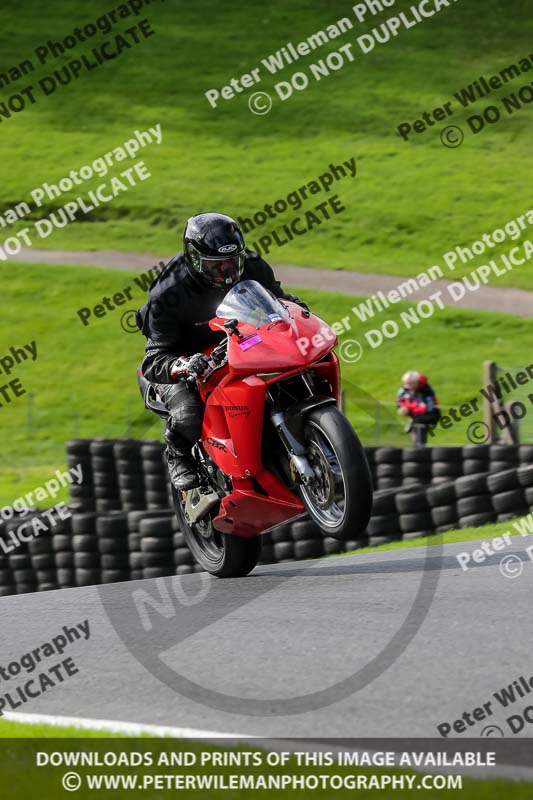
269,397 -> 336,486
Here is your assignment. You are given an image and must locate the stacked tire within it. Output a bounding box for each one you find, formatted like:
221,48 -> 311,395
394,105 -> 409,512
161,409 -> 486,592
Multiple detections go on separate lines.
173,522 -> 198,575
518,464 -> 533,512
454,473 -> 495,529
374,448 -> 403,490
141,443 -> 171,510
462,444 -> 490,476
114,440 -> 147,512
127,510 -> 174,581
66,439 -> 95,512
63,439 -> 531,521
367,489 -> 401,544
430,447 -> 463,484
488,468 -> 530,523
322,536 -> 348,556
54,514 -> 75,589
140,513 -> 175,579
258,530 -> 275,564
401,447 -> 432,487
71,512 -> 101,587
1,441 -> 530,599
428,480 -> 458,533
9,536 -> 37,594
29,519 -> 58,592
0,511 -> 72,594
2,511 -> 52,594
520,445 -> 533,468
395,487 -> 433,540
90,440 -> 121,513
271,524 -> 295,563
0,520 -> 15,596
96,513 -> 131,584
489,444 -> 519,474
290,519 -> 325,560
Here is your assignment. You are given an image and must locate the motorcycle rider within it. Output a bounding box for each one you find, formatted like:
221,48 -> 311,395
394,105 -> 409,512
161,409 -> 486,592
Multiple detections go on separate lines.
136,212 -> 308,490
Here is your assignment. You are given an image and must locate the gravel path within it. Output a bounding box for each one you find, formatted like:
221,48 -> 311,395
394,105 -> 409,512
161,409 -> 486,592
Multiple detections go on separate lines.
10,248 -> 533,317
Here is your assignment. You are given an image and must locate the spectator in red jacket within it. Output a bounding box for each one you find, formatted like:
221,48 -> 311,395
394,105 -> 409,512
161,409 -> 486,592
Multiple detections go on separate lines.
397,371 -> 441,445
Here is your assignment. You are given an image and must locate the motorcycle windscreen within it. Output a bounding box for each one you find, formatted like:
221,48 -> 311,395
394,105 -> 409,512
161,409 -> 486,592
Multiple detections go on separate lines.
215,280 -> 290,328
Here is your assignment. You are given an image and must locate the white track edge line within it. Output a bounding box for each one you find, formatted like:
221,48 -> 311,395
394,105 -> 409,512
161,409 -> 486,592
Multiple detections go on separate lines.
3,711 -> 252,739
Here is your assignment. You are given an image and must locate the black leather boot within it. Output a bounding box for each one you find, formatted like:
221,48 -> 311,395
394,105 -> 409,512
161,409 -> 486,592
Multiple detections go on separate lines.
166,444 -> 200,491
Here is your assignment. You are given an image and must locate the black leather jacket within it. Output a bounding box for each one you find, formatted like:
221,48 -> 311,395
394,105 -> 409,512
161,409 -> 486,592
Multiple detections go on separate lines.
137,250 -> 306,384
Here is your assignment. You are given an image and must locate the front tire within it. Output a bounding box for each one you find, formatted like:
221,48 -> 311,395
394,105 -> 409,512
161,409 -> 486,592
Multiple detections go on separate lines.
172,487 -> 261,578
299,406 -> 373,540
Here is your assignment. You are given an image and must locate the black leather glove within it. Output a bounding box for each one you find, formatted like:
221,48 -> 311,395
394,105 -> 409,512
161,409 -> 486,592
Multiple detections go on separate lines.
170,353 -> 210,381
187,353 -> 210,376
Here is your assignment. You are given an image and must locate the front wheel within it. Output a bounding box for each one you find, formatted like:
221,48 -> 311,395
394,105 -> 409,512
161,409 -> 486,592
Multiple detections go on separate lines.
298,406 -> 373,540
172,487 -> 261,578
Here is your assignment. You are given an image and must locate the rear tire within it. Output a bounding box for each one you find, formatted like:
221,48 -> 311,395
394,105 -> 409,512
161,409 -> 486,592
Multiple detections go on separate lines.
172,487 -> 261,578
298,406 -> 373,540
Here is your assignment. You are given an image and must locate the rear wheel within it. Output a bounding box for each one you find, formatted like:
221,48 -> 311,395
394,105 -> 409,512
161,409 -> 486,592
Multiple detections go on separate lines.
299,406 -> 373,540
172,487 -> 261,578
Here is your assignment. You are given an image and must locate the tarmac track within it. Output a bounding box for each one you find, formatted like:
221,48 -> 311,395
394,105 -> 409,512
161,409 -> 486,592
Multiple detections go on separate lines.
1,535 -> 532,749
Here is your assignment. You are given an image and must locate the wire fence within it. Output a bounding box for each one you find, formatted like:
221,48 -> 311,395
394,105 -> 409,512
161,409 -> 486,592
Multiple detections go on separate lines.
17,390 -> 486,448
341,395 -> 479,447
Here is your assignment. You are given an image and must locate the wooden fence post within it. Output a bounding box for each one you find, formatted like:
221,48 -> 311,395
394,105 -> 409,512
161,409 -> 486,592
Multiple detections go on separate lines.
482,361 -> 497,444
482,360 -> 519,445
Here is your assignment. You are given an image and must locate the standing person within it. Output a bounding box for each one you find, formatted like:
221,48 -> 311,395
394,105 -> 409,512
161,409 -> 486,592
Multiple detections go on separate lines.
397,370 -> 441,445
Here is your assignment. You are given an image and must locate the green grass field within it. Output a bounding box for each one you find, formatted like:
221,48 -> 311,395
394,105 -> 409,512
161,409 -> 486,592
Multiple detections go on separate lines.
0,719 -> 127,738
342,515 -> 533,556
1,261 -> 531,505
0,0 -> 531,287
0,722 -> 528,798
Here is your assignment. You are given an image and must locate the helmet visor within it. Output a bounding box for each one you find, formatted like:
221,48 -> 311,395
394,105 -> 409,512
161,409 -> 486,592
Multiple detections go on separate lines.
199,253 -> 244,288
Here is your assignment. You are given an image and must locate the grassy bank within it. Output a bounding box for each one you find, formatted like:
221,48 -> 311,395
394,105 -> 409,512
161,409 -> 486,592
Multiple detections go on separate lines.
342,516 -> 533,557
0,0 -> 531,287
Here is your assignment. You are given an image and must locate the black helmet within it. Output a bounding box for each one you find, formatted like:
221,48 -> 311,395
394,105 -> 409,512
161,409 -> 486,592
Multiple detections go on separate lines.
183,212 -> 245,289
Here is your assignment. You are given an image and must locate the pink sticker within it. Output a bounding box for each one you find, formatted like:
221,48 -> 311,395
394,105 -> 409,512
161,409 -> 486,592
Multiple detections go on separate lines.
239,334 -> 262,351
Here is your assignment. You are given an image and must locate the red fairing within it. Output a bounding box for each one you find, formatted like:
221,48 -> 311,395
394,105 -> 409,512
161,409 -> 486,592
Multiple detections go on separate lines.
209,302 -> 337,375
198,300 -> 340,536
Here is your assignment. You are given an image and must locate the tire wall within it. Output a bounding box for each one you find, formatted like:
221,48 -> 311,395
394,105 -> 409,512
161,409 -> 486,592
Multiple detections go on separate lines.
1,439 -> 531,596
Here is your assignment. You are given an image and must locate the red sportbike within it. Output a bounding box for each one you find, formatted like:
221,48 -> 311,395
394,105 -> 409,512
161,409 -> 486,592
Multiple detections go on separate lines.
139,280 -> 372,577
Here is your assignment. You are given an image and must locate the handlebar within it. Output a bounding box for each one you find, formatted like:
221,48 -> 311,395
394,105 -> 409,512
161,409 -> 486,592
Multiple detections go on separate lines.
192,340 -> 228,384
210,339 -> 229,363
